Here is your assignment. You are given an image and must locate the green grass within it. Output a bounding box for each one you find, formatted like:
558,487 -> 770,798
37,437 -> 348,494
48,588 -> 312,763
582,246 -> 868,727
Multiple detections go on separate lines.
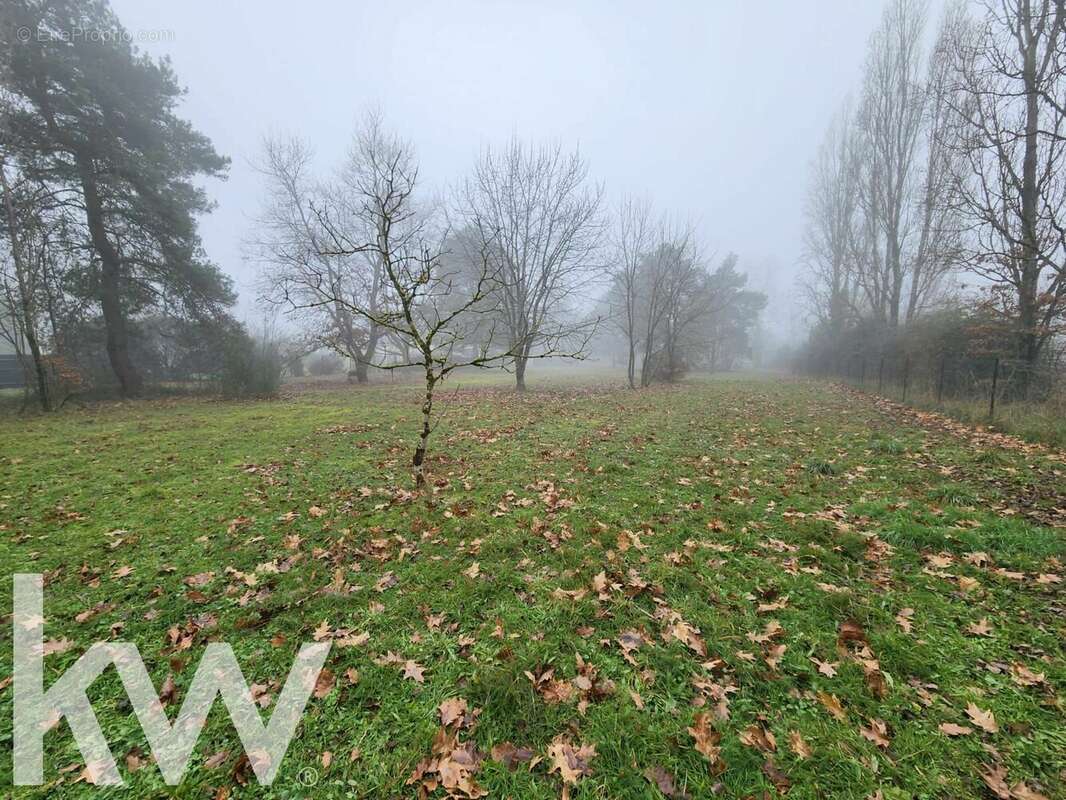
841,376 -> 1066,448
0,373 -> 1063,799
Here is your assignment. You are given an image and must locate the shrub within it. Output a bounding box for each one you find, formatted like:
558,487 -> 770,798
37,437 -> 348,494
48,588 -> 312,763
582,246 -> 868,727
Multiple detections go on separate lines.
218,326 -> 282,397
307,352 -> 344,377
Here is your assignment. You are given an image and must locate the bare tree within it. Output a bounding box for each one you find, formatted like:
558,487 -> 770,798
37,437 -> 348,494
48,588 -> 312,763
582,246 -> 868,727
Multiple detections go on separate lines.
908,14 -> 967,321
854,0 -> 933,326
801,102 -> 862,335
0,156 -> 56,410
634,221 -> 697,387
251,125 -> 387,383
649,232 -> 707,383
607,195 -> 652,388
460,138 -> 604,390
942,0 -> 1066,364
307,120 -> 590,487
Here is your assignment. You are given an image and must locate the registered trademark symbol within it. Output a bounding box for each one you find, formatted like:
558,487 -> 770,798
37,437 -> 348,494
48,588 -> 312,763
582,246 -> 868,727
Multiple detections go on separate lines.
297,766 -> 319,787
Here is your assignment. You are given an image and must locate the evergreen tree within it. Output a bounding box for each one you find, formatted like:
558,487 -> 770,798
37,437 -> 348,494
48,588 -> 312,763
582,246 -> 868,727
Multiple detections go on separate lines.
1,0 -> 232,395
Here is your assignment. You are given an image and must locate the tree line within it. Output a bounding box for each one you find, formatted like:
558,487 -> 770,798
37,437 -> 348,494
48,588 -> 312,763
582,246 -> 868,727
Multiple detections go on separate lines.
0,0 -> 766,477
250,115 -> 765,481
800,0 -> 1066,385
252,123 -> 766,393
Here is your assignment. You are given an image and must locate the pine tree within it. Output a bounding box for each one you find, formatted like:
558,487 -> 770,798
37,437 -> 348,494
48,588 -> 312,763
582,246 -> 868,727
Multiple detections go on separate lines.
2,0 -> 232,395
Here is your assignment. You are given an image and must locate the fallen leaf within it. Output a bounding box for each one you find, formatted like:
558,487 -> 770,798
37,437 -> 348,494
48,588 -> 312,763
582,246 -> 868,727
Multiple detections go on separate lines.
439,697 -> 469,727
938,722 -> 973,736
967,617 -> 993,637
965,702 -> 998,734
402,660 -> 426,683
644,765 -> 679,796
739,724 -> 776,753
546,736 -> 596,785
687,712 -> 723,765
788,730 -> 812,759
817,691 -> 846,721
860,718 -> 890,749
981,763 -> 1011,799
313,669 -> 335,699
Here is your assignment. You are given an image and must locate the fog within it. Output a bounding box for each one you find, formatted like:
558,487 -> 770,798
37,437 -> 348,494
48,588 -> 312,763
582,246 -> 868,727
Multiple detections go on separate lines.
109,0 -> 889,341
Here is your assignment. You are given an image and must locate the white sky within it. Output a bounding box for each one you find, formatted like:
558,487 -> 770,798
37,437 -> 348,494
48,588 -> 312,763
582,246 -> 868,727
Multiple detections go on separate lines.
110,1 -> 899,338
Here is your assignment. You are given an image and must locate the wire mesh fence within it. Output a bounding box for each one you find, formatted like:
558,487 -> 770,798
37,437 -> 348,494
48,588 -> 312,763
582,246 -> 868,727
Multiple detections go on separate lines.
803,351 -> 1066,434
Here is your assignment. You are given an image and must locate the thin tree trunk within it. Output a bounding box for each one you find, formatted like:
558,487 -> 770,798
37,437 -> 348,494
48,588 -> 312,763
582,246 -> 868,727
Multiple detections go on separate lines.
77,158 -> 142,397
626,337 -> 636,390
0,167 -> 51,411
1019,11 -> 1041,365
411,369 -> 435,488
514,354 -> 528,392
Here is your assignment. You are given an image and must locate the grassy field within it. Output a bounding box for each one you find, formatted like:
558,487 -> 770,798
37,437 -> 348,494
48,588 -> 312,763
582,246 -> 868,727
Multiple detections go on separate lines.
0,374 -> 1063,799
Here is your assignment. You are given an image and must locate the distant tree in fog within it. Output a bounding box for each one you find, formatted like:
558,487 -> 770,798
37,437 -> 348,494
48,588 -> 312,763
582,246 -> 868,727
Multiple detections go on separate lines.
252,119 -> 390,384
2,0 -> 233,397
850,0 -> 960,328
602,216 -> 765,385
941,0 -> 1066,365
459,139 -> 604,391
801,103 -> 862,337
607,196 -> 653,389
801,0 -> 965,347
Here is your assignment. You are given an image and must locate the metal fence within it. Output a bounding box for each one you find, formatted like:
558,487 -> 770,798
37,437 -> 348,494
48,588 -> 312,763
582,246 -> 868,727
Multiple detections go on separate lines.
0,354 -> 24,389
809,352 -> 1065,421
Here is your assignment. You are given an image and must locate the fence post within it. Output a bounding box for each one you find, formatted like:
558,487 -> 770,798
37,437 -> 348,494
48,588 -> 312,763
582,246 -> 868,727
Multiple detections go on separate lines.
877,355 -> 885,393
937,357 -> 946,404
989,356 -> 1000,419
902,357 -> 910,403
860,358 -> 866,388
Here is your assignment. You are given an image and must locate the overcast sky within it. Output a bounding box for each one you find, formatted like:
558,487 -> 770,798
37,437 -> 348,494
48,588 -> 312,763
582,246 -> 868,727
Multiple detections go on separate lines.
110,1 -> 898,339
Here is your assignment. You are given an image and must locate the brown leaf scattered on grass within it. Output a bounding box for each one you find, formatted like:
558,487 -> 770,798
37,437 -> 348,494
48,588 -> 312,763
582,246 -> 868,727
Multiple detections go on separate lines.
184,572 -> 214,587
981,764 -> 1011,799
1009,782 -> 1051,800
439,697 -> 469,728
644,764 -> 681,797
817,691 -> 846,721
159,673 -> 179,706
860,718 -> 890,749
895,608 -> 914,633
402,660 -> 426,683
967,617 -> 993,637
762,759 -> 791,794
374,572 -> 398,592
687,712 -> 724,767
546,736 -> 597,785
204,750 -> 229,769
313,669 -> 335,699
811,657 -> 838,677
938,722 -> 973,736
739,724 -> 777,753
836,620 -> 867,649
490,742 -> 535,771
965,702 -> 998,734
788,730 -> 812,759
1009,663 -> 1046,687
